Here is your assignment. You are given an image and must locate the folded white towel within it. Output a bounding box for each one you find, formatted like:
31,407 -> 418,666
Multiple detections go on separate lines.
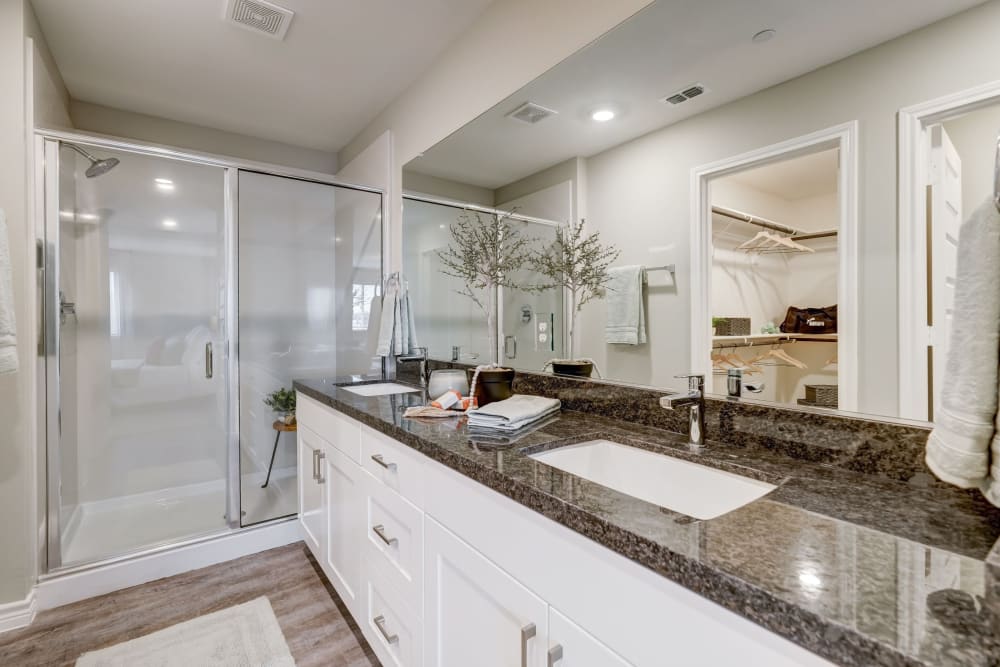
375,273 -> 419,357
466,394 -> 561,431
0,209 -> 17,375
926,197 -> 1000,507
605,265 -> 646,345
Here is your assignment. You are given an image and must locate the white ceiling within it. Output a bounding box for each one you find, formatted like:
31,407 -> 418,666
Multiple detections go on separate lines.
31,0 -> 494,152
405,0 -> 986,189
728,148 -> 839,201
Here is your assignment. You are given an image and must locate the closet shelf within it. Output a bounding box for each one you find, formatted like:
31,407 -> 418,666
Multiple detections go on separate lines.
712,333 -> 837,347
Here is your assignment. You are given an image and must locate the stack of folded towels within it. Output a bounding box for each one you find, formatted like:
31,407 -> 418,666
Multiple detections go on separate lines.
466,395 -> 562,431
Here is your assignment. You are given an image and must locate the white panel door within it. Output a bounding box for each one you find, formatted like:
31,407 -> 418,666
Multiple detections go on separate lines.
928,124 -> 962,420
297,426 -> 327,559
425,517 -> 548,667
548,607 -> 632,667
324,444 -> 363,614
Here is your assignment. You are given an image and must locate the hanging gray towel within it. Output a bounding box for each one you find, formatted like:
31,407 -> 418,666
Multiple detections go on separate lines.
375,273 -> 418,357
605,265 -> 646,345
925,197 -> 1000,507
0,209 -> 17,375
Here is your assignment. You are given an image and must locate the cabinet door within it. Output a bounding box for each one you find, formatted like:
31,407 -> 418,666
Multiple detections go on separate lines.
324,444 -> 364,614
297,426 -> 326,559
425,517 -> 547,667
548,607 -> 632,667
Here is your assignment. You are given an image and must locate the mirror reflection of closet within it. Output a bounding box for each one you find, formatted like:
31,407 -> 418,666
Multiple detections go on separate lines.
708,148 -> 840,409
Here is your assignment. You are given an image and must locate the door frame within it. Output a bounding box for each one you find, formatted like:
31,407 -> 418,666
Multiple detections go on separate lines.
897,79 -> 1000,420
690,121 -> 860,412
34,128 -> 384,574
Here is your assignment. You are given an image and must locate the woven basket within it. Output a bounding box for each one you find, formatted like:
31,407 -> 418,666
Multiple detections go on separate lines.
804,384 -> 838,407
714,317 -> 751,336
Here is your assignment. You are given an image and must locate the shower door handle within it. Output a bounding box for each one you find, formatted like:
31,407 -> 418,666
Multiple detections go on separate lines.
204,342 -> 213,379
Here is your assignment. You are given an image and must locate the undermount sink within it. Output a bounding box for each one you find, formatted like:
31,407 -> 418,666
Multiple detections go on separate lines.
340,382 -> 421,397
528,439 -> 775,520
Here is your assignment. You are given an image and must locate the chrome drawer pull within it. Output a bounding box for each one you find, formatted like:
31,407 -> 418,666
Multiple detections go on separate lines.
311,449 -> 319,481
373,615 -> 398,644
316,451 -> 325,484
372,524 -> 398,546
521,623 -> 536,667
548,644 -> 563,667
371,453 -> 397,470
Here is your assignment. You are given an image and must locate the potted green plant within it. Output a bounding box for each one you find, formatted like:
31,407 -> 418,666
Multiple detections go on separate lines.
264,387 -> 296,425
532,219 -> 620,377
437,210 -> 534,405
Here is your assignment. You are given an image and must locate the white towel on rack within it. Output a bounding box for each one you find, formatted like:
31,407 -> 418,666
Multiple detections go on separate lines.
605,265 -> 646,345
375,273 -> 419,357
926,197 -> 1000,507
0,210 -> 17,375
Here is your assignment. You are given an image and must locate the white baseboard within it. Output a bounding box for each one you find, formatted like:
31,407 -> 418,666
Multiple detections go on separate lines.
0,590 -> 36,633
34,519 -> 302,612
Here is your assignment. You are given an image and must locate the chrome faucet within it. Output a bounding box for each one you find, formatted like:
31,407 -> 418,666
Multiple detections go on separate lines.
659,374 -> 706,448
396,346 -> 428,386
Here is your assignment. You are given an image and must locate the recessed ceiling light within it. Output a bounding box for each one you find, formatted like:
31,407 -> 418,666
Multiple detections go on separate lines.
752,28 -> 776,43
438,224 -> 446,230
591,109 -> 615,122
162,218 -> 178,229
155,178 -> 175,191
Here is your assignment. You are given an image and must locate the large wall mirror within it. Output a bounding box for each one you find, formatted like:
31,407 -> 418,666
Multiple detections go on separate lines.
401,0 -> 1000,424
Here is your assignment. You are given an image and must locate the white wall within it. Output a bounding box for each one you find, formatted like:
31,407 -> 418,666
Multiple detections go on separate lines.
339,0 -> 652,272
402,171 -> 494,207
0,0 -> 70,606
70,101 -> 338,174
575,0 -> 1000,416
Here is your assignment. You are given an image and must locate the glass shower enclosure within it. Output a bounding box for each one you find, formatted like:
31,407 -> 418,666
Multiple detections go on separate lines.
401,196 -> 564,370
39,135 -> 382,571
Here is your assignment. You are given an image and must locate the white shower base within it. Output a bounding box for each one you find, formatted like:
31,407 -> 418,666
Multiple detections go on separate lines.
61,469 -> 297,567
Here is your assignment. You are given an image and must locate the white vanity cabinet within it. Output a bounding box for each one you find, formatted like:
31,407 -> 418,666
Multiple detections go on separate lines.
323,443 -> 364,614
296,394 -> 833,667
296,425 -> 327,558
424,517 -> 548,667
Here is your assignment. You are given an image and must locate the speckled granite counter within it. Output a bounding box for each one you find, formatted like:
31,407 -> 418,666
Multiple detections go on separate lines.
294,378 -> 1000,667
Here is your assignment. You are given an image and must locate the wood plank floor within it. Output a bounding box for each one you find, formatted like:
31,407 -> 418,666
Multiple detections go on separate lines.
0,542 -> 380,667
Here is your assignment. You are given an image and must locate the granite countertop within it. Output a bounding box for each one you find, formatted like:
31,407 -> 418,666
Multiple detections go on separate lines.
294,377 -> 1000,667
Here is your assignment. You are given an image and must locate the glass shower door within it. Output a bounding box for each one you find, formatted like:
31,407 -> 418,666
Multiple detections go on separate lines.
47,140 -> 230,569
237,171 -> 381,526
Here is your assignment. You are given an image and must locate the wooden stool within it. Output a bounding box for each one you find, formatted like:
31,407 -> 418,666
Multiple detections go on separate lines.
263,420 -> 297,488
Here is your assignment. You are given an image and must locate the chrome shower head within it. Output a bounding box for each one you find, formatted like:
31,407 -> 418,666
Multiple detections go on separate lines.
85,157 -> 120,178
66,143 -> 120,178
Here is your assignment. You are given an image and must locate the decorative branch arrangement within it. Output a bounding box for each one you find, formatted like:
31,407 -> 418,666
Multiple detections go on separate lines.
436,211 -> 535,367
532,219 -> 620,362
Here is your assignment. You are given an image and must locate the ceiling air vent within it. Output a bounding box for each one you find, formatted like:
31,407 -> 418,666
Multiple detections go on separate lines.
225,0 -> 294,40
663,83 -> 707,105
506,102 -> 558,125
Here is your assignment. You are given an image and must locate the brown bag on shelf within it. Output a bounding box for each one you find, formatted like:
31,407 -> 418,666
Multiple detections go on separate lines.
779,305 -> 837,334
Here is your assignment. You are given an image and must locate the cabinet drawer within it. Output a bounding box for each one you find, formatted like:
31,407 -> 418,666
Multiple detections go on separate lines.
363,472 -> 424,614
297,394 -> 361,462
363,561 -> 422,667
361,426 -> 425,507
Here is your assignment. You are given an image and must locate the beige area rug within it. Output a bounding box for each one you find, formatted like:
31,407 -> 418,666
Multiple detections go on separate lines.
76,596 -> 296,666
